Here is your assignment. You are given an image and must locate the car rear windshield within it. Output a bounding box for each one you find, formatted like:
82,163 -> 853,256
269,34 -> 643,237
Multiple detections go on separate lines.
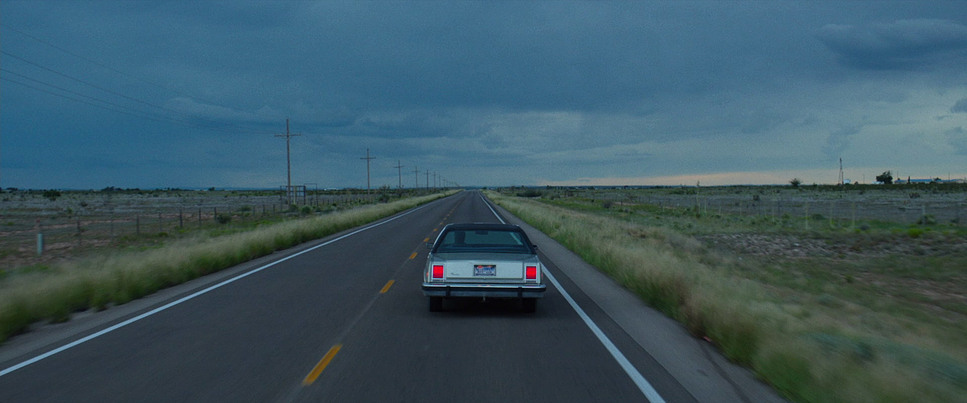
435,229 -> 532,253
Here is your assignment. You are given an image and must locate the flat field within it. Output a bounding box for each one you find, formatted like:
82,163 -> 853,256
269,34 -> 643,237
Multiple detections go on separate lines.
492,184 -> 966,403
0,189 -> 451,343
0,188 -> 411,273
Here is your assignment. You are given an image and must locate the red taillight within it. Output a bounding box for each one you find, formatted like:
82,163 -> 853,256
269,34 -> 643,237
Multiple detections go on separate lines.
525,265 -> 538,280
432,265 -> 444,279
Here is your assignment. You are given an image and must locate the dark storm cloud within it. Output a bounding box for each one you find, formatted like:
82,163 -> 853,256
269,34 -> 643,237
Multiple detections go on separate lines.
816,19 -> 967,70
947,127 -> 967,155
3,1 -> 966,188
293,2 -> 671,112
953,98 -> 967,113
823,125 -> 863,161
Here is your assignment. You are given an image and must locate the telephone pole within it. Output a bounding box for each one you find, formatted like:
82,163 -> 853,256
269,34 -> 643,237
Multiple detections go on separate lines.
360,148 -> 375,194
394,160 -> 404,189
274,118 -> 301,202
426,169 -> 430,191
359,148 -> 376,194
839,157 -> 844,186
413,166 -> 420,189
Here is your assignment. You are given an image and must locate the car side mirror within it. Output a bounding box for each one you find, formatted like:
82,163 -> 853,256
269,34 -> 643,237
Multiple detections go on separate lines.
532,244 -> 539,249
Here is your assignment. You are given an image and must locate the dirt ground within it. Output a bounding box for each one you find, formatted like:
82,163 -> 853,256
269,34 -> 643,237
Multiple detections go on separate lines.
700,231 -> 967,260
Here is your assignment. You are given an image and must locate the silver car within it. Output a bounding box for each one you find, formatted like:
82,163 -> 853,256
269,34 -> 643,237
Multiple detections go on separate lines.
423,223 -> 546,312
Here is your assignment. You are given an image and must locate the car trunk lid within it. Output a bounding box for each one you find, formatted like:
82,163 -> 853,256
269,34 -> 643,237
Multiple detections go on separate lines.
434,252 -> 535,282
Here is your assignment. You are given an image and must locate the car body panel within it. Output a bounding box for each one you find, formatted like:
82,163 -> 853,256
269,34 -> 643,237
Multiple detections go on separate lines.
429,252 -> 537,282
422,223 -> 547,311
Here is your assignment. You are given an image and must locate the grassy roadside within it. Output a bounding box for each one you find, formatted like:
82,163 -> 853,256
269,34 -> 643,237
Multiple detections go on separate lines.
487,191 -> 965,403
0,191 -> 456,343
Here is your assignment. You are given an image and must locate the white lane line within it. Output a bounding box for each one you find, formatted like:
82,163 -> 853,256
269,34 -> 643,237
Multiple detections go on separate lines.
482,194 -> 666,403
0,202 -> 434,378
542,270 -> 665,403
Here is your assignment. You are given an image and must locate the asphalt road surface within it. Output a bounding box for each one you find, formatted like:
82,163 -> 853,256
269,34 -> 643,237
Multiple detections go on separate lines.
0,191 -> 785,402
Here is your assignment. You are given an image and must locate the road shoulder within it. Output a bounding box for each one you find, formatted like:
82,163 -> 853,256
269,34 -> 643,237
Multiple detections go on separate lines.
493,203 -> 787,403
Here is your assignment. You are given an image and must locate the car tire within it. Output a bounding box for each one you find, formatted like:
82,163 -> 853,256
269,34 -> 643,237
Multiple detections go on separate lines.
429,297 -> 444,312
521,298 -> 537,313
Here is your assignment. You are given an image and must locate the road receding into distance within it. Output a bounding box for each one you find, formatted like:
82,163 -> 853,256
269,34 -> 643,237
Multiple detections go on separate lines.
0,191 -> 784,402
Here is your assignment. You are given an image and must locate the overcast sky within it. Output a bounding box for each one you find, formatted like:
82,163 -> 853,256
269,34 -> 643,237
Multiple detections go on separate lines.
2,1 -> 966,189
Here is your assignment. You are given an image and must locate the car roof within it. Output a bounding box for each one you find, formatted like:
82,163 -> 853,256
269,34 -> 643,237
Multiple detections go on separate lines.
442,223 -> 523,232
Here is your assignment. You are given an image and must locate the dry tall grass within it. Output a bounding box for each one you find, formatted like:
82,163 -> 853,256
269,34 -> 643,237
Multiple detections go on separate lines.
0,192 -> 453,343
489,192 -> 964,403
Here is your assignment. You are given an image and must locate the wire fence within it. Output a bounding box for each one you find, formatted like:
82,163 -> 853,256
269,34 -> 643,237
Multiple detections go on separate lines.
541,187 -> 966,228
0,190 -> 412,268
635,195 -> 963,226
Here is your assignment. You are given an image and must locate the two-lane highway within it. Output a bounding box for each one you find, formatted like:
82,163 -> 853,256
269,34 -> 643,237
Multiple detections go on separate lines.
0,191 -> 781,402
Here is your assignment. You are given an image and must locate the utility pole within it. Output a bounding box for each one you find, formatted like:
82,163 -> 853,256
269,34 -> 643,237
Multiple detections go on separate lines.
394,160 -> 404,189
426,169 -> 430,191
839,157 -> 844,186
413,166 -> 420,189
433,172 -> 437,189
275,118 -> 301,202
360,148 -> 375,194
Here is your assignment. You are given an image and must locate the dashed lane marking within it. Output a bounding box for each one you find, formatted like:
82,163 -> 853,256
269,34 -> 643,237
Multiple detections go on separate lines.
380,280 -> 395,294
302,344 -> 342,386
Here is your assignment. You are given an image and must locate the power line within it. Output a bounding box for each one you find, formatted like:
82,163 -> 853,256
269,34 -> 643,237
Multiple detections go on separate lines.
0,75 -> 165,123
1,51 -> 274,136
1,68 -> 242,133
5,26 -> 175,96
4,26 -> 256,129
1,71 -> 258,135
4,51 -> 181,116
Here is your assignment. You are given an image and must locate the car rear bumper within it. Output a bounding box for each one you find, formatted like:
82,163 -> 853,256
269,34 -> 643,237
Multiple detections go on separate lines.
422,283 -> 546,298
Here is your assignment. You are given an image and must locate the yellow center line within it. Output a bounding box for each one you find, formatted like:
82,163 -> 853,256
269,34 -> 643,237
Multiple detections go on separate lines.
423,237 -> 429,243
408,252 -> 417,260
380,279 -> 395,294
303,344 -> 342,386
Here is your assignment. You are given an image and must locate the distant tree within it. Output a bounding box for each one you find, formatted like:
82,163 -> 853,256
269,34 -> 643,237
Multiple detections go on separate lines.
789,178 -> 802,187
43,189 -> 61,201
876,171 -> 893,185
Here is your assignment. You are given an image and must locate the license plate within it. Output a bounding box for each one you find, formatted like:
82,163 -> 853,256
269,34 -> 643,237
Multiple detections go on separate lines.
474,264 -> 496,276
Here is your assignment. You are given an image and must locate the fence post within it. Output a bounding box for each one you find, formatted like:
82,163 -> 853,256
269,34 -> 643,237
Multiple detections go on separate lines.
852,202 -> 857,229
829,200 -> 834,228
36,218 -> 43,256
804,201 -> 810,230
